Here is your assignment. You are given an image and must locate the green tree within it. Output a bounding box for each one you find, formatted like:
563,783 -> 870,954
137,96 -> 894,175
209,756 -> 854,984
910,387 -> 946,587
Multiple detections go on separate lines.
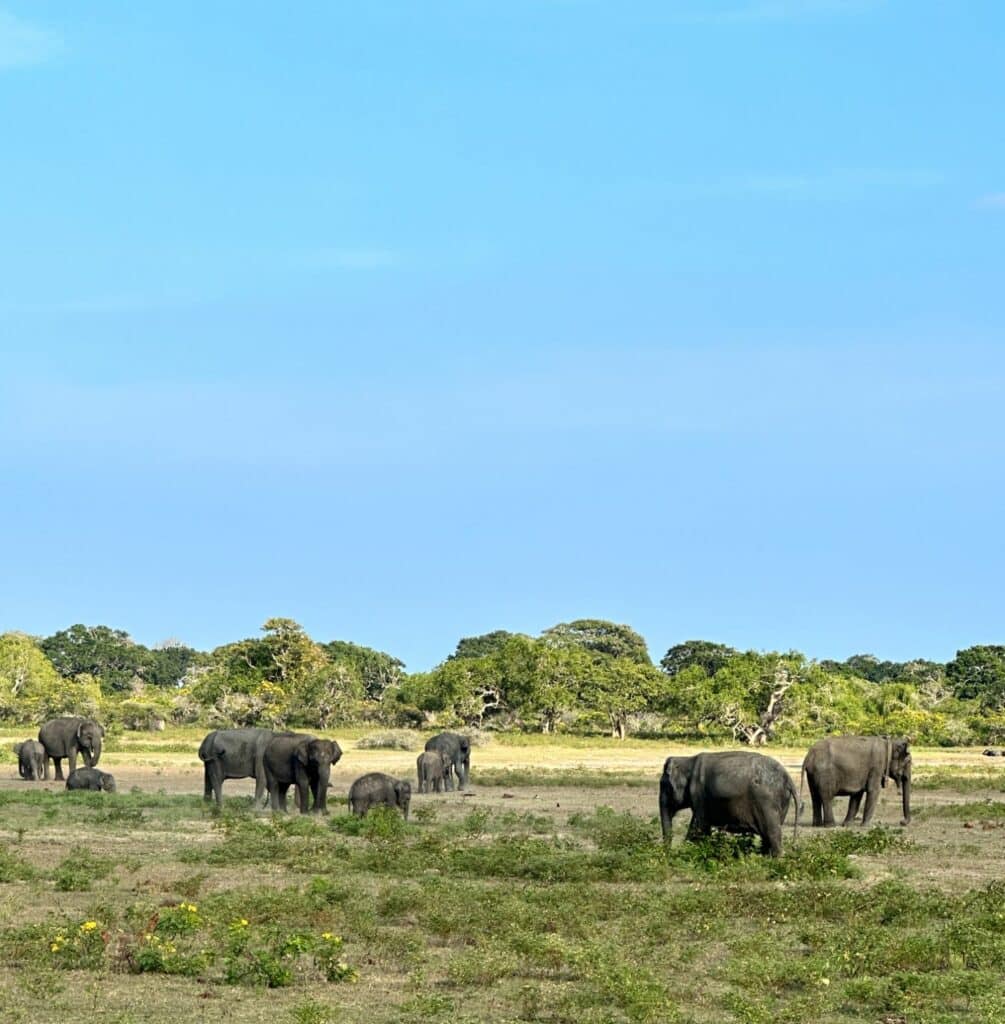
448,631 -> 524,661
323,640 -> 405,700
660,640 -> 738,678
0,633 -> 100,723
947,646 -> 1005,710
39,624 -> 147,692
542,619 -> 652,665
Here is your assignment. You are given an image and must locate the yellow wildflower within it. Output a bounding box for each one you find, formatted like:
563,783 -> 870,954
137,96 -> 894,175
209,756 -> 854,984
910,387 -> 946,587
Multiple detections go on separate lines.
79,921 -> 98,933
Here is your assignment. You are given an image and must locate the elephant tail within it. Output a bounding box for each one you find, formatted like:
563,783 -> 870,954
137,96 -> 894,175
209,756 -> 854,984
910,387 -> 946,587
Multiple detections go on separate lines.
789,772 -> 801,845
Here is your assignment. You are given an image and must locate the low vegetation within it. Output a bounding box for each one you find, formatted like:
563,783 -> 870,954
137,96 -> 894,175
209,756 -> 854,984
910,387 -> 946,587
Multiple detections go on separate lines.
0,734 -> 1003,1022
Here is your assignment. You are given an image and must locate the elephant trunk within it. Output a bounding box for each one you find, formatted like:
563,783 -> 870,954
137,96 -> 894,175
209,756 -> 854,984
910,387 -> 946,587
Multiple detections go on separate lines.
900,771 -> 911,826
659,776 -> 674,842
315,763 -> 331,812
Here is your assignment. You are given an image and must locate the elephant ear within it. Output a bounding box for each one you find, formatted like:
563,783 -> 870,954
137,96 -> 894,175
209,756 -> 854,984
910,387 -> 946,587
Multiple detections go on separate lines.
295,742 -> 311,766
13,743 -> 22,756
668,760 -> 691,808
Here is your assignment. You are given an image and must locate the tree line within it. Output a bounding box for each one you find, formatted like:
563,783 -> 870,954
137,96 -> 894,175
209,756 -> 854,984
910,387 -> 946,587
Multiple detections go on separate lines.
1,618 -> 1004,745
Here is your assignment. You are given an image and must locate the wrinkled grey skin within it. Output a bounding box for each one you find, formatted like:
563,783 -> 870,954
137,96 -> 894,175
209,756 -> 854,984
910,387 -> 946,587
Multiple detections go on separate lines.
198,728 -> 275,807
424,732 -> 470,791
38,717 -> 105,781
801,736 -> 912,827
264,733 -> 341,813
416,750 -> 451,794
349,772 -> 411,820
15,740 -> 46,781
66,767 -> 117,792
660,751 -> 799,857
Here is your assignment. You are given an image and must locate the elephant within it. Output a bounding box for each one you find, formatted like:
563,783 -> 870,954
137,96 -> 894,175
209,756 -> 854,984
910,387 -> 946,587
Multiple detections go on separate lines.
263,733 -> 341,813
38,717 -> 105,781
801,735 -> 912,827
349,772 -> 411,820
15,740 -> 46,781
198,728 -> 275,807
424,732 -> 470,791
659,751 -> 799,857
66,767 -> 117,792
416,750 -> 451,794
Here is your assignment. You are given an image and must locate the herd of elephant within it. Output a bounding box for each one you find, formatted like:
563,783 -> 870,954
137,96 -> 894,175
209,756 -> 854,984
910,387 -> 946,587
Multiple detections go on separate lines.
13,719 -> 912,856
660,736 -> 912,856
13,718 -> 471,820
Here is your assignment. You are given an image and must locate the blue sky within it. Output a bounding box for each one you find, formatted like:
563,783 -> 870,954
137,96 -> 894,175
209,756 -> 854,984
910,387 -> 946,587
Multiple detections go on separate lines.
1,1 -> 1002,669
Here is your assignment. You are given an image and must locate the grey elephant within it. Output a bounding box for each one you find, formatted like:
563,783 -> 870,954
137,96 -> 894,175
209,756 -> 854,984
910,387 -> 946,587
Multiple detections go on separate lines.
198,728 -> 275,806
66,767 -> 117,792
263,733 -> 341,813
349,772 -> 411,820
416,749 -> 451,793
801,735 -> 911,827
15,740 -> 47,781
424,732 -> 470,791
660,751 -> 799,857
38,717 -> 105,781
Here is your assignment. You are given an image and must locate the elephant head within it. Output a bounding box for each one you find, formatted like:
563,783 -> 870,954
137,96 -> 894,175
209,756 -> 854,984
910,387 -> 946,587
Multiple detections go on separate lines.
101,773 -> 117,793
885,738 -> 912,825
296,738 -> 341,812
659,756 -> 695,841
77,721 -> 105,766
394,779 -> 412,820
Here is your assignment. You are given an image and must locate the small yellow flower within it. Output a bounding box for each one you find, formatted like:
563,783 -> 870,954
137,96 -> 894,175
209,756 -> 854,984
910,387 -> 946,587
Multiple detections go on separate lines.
321,932 -> 335,941
820,977 -> 830,987
50,942 -> 60,952
79,921 -> 98,933
179,902 -> 198,913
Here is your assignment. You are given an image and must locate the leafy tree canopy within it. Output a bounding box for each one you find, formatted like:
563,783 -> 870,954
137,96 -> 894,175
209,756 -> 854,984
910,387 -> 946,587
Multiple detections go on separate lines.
661,640 -> 739,678
448,631 -> 525,661
542,619 -> 652,665
947,646 -> 1005,709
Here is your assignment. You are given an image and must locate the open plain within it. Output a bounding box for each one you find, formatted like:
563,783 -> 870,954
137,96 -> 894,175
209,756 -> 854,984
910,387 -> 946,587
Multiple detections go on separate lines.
1,729 -> 1004,1024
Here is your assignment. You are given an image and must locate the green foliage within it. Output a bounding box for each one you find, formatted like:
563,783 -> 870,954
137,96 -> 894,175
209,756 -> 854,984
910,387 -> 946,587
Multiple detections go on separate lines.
542,619 -> 652,665
52,848 -> 116,892
660,639 -> 738,677
948,645 -> 1005,709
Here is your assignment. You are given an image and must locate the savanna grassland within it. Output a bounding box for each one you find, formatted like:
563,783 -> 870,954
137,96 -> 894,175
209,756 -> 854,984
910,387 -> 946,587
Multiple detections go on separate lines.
1,730 -> 1005,1024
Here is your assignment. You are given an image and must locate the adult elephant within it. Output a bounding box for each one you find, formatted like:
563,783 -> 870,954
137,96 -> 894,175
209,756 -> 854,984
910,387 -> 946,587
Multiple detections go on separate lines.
659,751 -> 799,857
198,728 -> 275,807
349,772 -> 411,820
263,733 -> 341,813
38,717 -> 105,781
801,736 -> 911,827
424,732 -> 470,791
15,740 -> 46,781
416,750 -> 450,794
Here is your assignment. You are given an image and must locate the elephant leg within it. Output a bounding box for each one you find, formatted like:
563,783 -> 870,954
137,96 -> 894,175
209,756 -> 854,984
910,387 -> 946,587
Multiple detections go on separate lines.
860,782 -> 881,825
254,765 -> 268,807
820,790 -> 838,827
810,789 -> 823,827
203,763 -> 213,802
43,757 -> 50,781
53,757 -> 64,781
843,793 -> 863,826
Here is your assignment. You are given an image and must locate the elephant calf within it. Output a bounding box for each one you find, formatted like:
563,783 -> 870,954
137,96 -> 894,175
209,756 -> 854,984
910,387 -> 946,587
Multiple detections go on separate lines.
416,750 -> 451,793
66,768 -> 117,792
349,772 -> 411,820
15,739 -> 46,781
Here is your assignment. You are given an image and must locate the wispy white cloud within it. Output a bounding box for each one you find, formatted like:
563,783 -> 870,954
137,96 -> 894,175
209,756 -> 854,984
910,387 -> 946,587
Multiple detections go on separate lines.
0,9 -> 62,69
675,0 -> 881,24
976,193 -> 1005,210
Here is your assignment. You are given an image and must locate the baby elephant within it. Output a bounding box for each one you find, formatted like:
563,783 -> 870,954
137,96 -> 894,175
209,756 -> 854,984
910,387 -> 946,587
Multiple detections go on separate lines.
15,740 -> 47,781
66,768 -> 117,793
416,750 -> 451,793
348,772 -> 411,820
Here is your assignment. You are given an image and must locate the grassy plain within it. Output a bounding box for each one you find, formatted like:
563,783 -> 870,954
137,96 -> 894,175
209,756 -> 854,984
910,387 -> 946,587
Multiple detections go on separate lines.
0,728 -> 1004,1023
